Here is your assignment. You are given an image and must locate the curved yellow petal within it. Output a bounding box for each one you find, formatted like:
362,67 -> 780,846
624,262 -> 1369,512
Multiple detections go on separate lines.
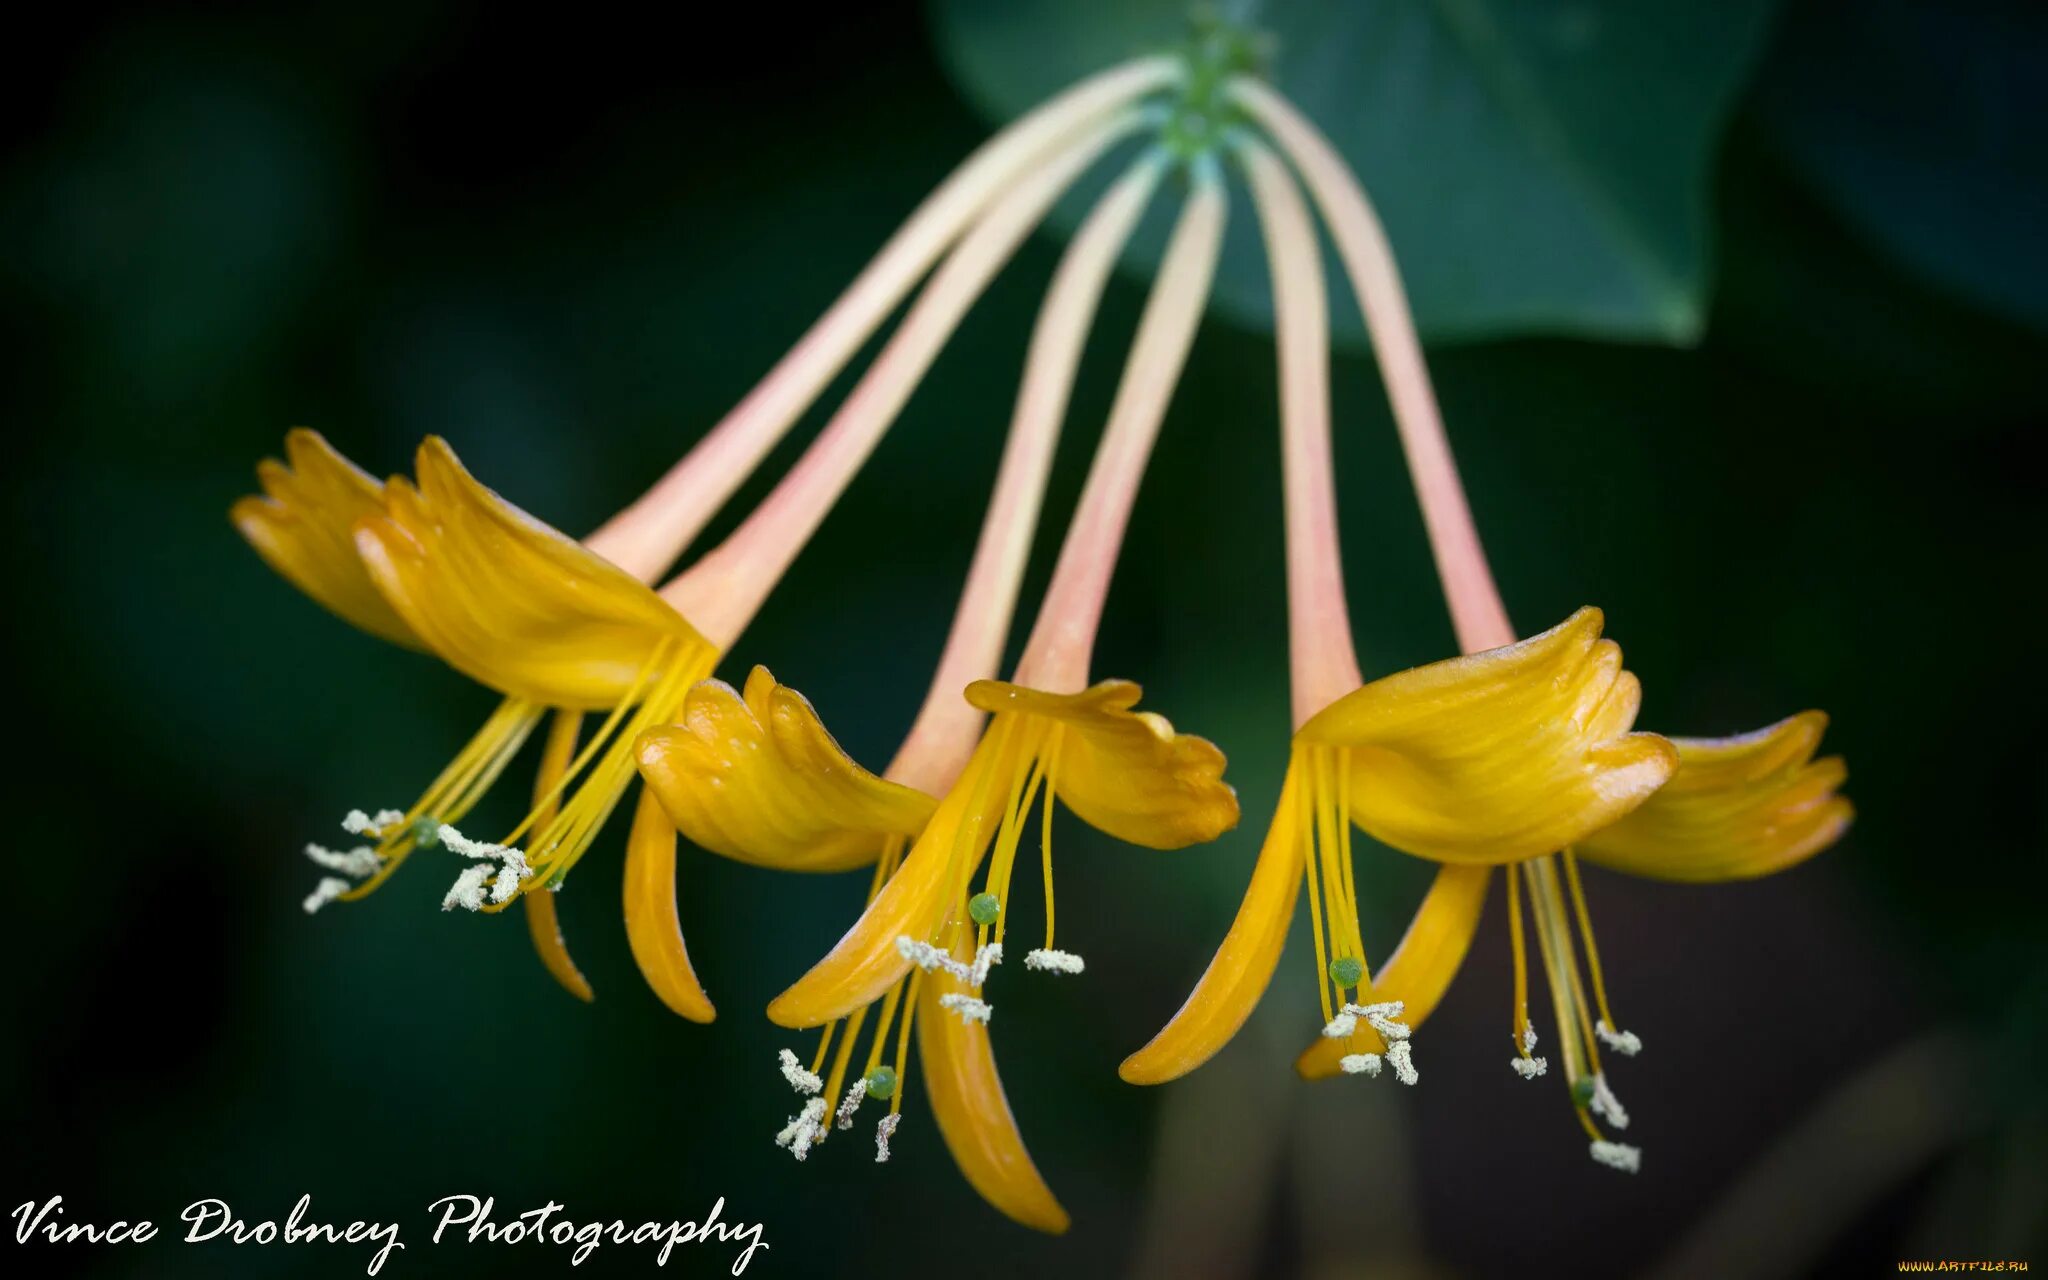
1120,766 -> 1304,1084
1298,608 -> 1678,865
353,437 -> 708,709
965,679 -> 1239,849
637,667 -> 935,874
1295,864 -> 1491,1078
230,429 -> 422,649
917,934 -> 1069,1234
621,784 -> 715,1022
767,728 -> 1025,1029
1579,711 -> 1852,882
524,708 -> 594,1001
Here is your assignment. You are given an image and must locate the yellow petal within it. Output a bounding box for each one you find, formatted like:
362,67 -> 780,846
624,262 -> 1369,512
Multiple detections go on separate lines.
230,429 -> 422,649
1297,608 -> 1678,865
1120,766 -> 1305,1085
1579,711 -> 1852,882
1295,864 -> 1491,1078
523,709 -> 594,1002
917,935 -> 1069,1234
354,437 -> 709,709
621,784 -> 715,1022
965,679 -> 1239,849
767,728 -> 1027,1028
637,667 -> 935,873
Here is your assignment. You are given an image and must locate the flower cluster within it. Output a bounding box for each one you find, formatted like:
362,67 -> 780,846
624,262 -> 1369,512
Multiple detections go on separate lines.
234,21 -> 1849,1233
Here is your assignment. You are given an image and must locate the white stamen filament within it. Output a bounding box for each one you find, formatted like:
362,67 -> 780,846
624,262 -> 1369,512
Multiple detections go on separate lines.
835,1078 -> 868,1130
874,1112 -> 902,1163
778,1048 -> 822,1096
1024,948 -> 1085,974
1597,1021 -> 1643,1056
304,843 -> 382,878
301,877 -> 350,915
1589,1141 -> 1643,1174
938,993 -> 993,1025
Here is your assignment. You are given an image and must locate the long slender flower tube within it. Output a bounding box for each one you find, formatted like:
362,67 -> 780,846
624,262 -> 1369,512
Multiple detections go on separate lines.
1123,74 -> 1853,1173
233,58 -> 1178,1011
639,161 -> 1238,1231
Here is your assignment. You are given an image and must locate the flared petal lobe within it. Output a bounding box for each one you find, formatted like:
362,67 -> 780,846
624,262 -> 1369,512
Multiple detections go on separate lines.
231,429 -> 422,649
354,437 -> 710,710
1297,608 -> 1677,865
918,936 -> 1070,1234
1579,711 -> 1851,882
638,667 -> 936,873
1119,767 -> 1305,1085
965,679 -> 1239,849
1294,864 -> 1491,1078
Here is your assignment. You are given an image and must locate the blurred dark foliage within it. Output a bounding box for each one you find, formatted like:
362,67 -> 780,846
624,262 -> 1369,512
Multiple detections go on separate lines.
1,2 -> 2042,1278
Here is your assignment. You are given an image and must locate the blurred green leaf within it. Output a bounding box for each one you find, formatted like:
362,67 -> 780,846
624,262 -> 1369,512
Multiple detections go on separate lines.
930,0 -> 1779,345
1749,0 -> 2048,333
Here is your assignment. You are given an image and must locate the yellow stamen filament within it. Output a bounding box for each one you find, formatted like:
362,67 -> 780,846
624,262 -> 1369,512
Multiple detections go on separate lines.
1039,730 -> 1062,952
803,837 -> 919,1130
890,971 -> 922,1118
1562,849 -> 1622,1035
1296,749 -> 1334,1025
341,696 -> 544,900
1507,856 -> 1532,1054
1524,857 -> 1613,1141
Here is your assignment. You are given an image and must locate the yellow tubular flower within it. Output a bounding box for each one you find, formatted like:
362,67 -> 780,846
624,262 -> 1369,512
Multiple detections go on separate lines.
230,428 -> 422,649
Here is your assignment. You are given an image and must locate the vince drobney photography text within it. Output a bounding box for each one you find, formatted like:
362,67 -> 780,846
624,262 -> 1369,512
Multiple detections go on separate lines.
9,1194 -> 771,1275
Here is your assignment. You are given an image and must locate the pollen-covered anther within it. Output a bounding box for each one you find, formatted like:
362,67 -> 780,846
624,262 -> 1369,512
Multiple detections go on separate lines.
874,1112 -> 902,1164
440,863 -> 493,912
341,808 -> 407,838
896,935 -> 971,982
938,993 -> 993,1025
834,1078 -> 868,1130
969,942 -> 1004,987
1323,1000 -> 1409,1041
1589,1140 -> 1643,1173
1385,1038 -> 1419,1086
1596,1021 -> 1643,1056
304,843 -> 383,878
1339,1053 -> 1382,1077
301,877 -> 351,914
1589,1073 -> 1630,1130
1024,948 -> 1085,975
1509,1055 -> 1548,1080
778,1048 -> 823,1096
775,1097 -> 829,1162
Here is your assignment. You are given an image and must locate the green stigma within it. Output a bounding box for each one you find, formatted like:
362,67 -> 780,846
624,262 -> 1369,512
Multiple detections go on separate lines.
864,1065 -> 898,1100
1328,955 -> 1364,989
411,816 -> 442,849
968,892 -> 1001,926
1571,1076 -> 1597,1108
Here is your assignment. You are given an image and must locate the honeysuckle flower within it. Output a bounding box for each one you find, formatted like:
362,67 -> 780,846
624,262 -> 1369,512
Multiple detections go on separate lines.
234,53 -> 1183,1015
1116,81 -> 1851,1172
638,153 -> 1239,1231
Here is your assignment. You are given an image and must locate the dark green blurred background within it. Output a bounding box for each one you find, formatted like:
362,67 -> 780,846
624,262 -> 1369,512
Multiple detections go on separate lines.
4,2 -> 2043,1277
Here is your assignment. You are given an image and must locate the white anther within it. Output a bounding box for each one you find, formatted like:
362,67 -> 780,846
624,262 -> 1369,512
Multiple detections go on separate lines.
341,808 -> 407,837
1509,1055 -> 1549,1079
874,1112 -> 902,1163
486,849 -> 530,905
895,936 -> 971,981
835,1078 -> 868,1130
1024,948 -> 1085,975
437,823 -> 517,861
1596,1021 -> 1642,1056
301,877 -> 351,915
938,993 -> 992,1025
969,942 -> 1004,986
304,843 -> 382,878
1521,1025 -> 1538,1055
774,1097 -> 828,1161
440,863 -> 493,912
1589,1073 -> 1630,1130
1385,1038 -> 1419,1086
1325,1000 -> 1409,1041
1589,1140 -> 1642,1173
1339,1053 -> 1382,1077
777,1048 -> 822,1096
1322,1010 -> 1358,1039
